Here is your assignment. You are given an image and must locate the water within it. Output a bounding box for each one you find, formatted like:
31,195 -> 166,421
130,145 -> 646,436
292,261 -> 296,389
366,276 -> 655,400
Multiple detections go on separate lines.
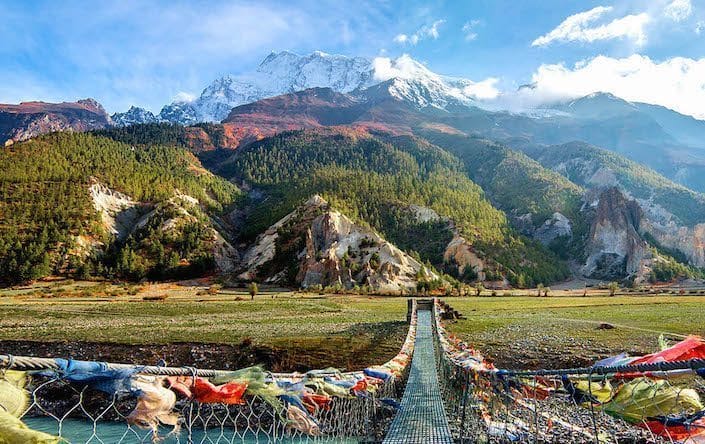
24,417 -> 358,443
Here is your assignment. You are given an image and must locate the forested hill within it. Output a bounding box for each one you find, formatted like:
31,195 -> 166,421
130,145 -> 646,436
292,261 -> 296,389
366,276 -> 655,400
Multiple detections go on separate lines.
221,129 -> 569,287
412,131 -> 585,225
0,132 -> 240,283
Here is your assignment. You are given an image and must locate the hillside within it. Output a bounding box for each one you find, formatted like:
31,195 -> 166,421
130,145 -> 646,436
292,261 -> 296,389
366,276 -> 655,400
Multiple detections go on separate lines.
524,142 -> 705,227
418,132 -> 584,225
222,129 -> 569,287
522,141 -> 705,270
0,132 -> 240,284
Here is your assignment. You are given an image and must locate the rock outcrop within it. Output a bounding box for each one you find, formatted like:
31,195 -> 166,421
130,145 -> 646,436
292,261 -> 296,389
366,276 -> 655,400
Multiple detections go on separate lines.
582,187 -> 650,280
639,207 -> 705,268
0,99 -> 112,145
534,212 -> 572,245
90,181 -> 143,240
239,195 -> 436,291
443,233 -> 486,281
87,182 -> 238,272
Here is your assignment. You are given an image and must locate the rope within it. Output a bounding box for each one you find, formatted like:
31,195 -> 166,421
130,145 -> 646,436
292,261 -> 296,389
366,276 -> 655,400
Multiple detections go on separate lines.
499,358 -> 705,377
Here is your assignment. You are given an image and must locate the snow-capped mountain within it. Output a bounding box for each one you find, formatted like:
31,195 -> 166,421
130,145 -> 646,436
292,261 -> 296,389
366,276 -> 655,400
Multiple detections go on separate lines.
111,51 -> 485,126
111,106 -> 158,127
365,56 -> 480,110
155,51 -> 378,125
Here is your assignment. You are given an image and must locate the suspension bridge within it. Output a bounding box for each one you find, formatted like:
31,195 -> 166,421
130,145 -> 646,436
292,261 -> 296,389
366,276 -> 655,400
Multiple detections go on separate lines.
1,298 -> 705,443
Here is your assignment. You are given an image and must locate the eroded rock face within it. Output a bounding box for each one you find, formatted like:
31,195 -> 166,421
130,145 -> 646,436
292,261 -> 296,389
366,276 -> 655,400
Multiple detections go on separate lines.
0,99 -> 112,145
89,181 -> 142,240
534,212 -> 572,245
582,187 -> 649,279
88,182 -> 238,272
239,195 -> 435,291
443,233 -> 486,281
640,215 -> 705,268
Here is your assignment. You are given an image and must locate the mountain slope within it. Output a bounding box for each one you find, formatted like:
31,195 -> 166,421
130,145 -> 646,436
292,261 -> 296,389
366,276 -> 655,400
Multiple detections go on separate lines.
552,92 -> 705,149
0,132 -> 240,284
0,99 -> 112,146
418,132 -> 584,225
223,129 -> 569,287
524,141 -> 705,227
523,141 -> 705,268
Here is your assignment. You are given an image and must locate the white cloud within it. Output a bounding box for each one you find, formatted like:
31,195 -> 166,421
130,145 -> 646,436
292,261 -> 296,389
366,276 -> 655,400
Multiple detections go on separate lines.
515,55 -> 705,119
393,19 -> 445,45
532,6 -> 650,47
173,91 -> 196,103
462,78 -> 500,100
426,19 -> 444,39
664,0 -> 692,22
462,20 -> 480,41
372,54 -> 431,81
393,34 -> 409,44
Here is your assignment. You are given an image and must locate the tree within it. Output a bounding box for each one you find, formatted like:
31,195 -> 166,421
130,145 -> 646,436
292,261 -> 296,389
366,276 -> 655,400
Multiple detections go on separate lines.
607,281 -> 619,297
537,283 -> 545,297
248,282 -> 259,300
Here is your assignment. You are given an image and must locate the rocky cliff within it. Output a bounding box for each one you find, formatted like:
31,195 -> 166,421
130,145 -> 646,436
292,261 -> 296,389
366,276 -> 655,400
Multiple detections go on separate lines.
0,99 -> 112,146
582,187 -> 650,280
84,182 -> 238,274
239,195 -> 436,291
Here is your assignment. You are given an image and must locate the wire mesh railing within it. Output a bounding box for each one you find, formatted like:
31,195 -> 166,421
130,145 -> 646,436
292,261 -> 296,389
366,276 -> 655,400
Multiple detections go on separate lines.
433,298 -> 705,444
0,302 -> 417,444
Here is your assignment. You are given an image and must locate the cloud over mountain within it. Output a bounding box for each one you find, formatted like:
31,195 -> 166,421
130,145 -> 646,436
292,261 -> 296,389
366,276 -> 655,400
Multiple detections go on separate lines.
515,54 -> 705,119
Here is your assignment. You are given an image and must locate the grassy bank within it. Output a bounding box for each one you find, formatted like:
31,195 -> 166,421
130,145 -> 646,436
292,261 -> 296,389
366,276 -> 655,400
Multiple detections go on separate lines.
443,295 -> 705,369
0,282 -> 407,371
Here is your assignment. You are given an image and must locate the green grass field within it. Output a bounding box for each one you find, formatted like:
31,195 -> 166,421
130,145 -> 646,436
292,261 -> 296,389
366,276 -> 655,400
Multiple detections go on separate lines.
1,281 -> 704,371
0,281 -> 410,370
443,295 -> 705,369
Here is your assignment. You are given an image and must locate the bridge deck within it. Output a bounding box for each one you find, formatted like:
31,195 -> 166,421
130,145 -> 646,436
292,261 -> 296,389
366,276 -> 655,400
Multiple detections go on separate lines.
382,309 -> 453,444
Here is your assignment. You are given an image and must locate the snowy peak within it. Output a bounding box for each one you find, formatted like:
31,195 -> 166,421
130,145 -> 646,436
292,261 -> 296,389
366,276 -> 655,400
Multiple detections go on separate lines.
369,55 -> 484,109
147,51 -> 481,125
256,50 -> 374,94
111,106 -> 158,127
369,76 -> 473,110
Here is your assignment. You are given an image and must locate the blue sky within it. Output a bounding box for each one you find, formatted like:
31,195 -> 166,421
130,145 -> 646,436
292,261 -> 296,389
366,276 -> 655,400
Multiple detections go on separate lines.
2,0 -> 704,116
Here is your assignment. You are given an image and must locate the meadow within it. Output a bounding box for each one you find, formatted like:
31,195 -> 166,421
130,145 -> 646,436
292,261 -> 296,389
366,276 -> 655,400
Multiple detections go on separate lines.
445,295 -> 705,369
1,280 -> 704,371
0,281 -> 408,371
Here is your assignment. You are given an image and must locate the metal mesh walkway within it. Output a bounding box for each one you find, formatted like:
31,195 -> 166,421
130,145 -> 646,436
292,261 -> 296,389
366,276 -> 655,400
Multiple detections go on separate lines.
383,309 -> 453,444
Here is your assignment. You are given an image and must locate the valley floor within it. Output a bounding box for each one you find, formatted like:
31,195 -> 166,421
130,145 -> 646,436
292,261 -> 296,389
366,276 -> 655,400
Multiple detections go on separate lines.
1,280 -> 704,371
